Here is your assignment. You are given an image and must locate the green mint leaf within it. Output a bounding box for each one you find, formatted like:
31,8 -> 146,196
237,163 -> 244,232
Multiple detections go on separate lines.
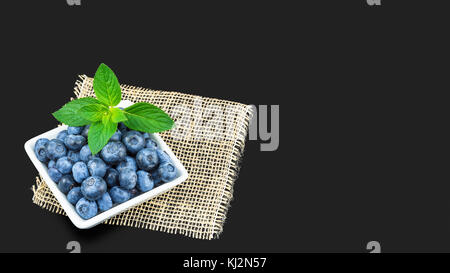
93,63 -> 122,106
110,107 -> 128,123
123,102 -> 174,133
52,97 -> 102,126
102,111 -> 112,125
77,103 -> 109,122
87,117 -> 117,155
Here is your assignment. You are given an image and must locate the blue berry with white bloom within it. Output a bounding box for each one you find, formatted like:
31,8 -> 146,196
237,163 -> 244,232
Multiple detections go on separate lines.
116,156 -> 137,173
109,186 -> 131,204
72,161 -> 90,183
136,148 -> 159,171
81,176 -> 107,201
87,158 -> 107,177
81,125 -> 90,138
156,148 -> 171,164
158,162 -> 177,182
80,144 -> 96,162
67,150 -> 80,163
64,134 -> 86,151
75,198 -> 98,219
58,175 -> 76,194
145,138 -> 157,149
68,126 -> 83,135
56,130 -> 68,142
34,138 -> 49,163
110,130 -> 122,142
48,167 -> 62,182
100,141 -> 127,165
129,188 -> 140,198
122,130 -> 145,154
47,160 -> 56,169
119,168 -> 137,190
105,168 -> 119,187
137,170 -> 154,192
46,139 -> 67,161
56,156 -> 73,174
67,187 -> 83,205
97,192 -> 113,212
151,170 -> 162,185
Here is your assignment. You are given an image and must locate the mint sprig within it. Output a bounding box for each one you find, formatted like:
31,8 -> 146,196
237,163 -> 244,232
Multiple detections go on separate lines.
123,103 -> 174,133
93,63 -> 122,106
88,118 -> 117,155
52,63 -> 174,154
78,103 -> 109,122
52,97 -> 103,126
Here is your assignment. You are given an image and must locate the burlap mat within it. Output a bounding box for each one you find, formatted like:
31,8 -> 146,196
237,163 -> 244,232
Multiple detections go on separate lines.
31,75 -> 253,239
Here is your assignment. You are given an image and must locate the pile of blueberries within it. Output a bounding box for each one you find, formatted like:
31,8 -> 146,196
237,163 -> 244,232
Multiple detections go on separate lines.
34,123 -> 178,220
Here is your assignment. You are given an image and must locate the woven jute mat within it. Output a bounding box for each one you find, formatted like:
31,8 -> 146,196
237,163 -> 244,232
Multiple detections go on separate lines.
31,75 -> 253,240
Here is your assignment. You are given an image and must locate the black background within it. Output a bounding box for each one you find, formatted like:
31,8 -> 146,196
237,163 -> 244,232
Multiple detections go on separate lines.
1,0 -> 448,253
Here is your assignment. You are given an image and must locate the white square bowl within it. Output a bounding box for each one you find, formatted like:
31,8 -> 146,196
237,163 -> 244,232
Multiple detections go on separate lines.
24,100 -> 188,229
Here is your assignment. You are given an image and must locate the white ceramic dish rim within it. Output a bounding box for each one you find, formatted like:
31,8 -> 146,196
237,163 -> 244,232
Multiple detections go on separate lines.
24,100 -> 188,229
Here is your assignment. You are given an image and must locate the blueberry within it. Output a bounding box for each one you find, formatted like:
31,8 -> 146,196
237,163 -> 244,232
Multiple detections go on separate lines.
136,170 -> 154,192
47,160 -> 56,169
105,168 -> 119,187
81,125 -> 90,138
100,141 -> 127,165
129,188 -> 141,198
80,144 -> 96,162
119,168 -> 137,190
34,138 -> 49,163
97,192 -> 113,212
110,130 -> 122,142
156,148 -> 171,164
58,175 -> 76,194
75,198 -> 98,220
56,130 -> 68,142
158,162 -> 177,182
145,138 -> 157,149
109,186 -> 131,204
87,158 -> 107,177
67,150 -> 80,163
122,130 -> 145,154
46,139 -> 67,161
67,187 -> 83,205
151,170 -> 162,185
118,122 -> 128,133
72,161 -> 89,183
81,176 -> 107,201
56,156 -> 73,174
116,156 -> 137,173
68,126 -> 83,135
142,133 -> 150,139
64,134 -> 86,151
48,167 -> 62,182
136,148 -> 159,171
